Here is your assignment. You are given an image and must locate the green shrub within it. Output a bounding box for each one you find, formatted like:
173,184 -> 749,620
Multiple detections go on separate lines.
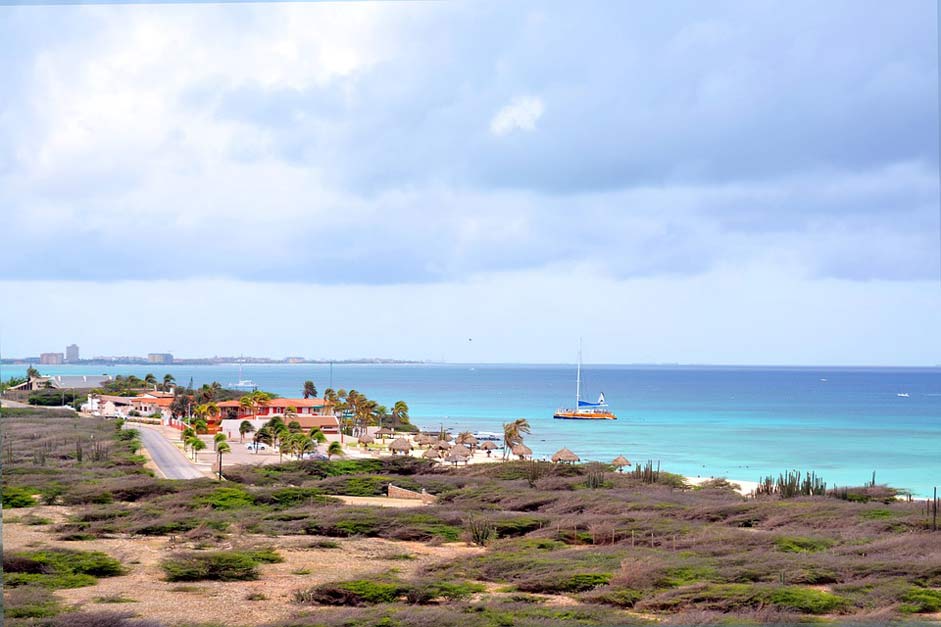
261,487 -> 337,508
3,549 -> 125,589
594,588 -> 643,608
901,587 -> 941,613
5,572 -> 99,588
295,579 -> 407,605
4,586 -> 61,618
520,573 -> 611,593
160,549 -> 281,581
774,536 -> 833,553
197,487 -> 255,510
3,485 -> 37,508
767,586 -> 847,614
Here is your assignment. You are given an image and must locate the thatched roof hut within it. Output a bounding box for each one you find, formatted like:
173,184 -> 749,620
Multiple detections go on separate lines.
388,438 -> 412,454
511,443 -> 532,459
422,447 -> 441,459
416,434 -> 436,446
358,434 -> 375,446
450,443 -> 472,459
435,440 -> 453,450
611,455 -> 631,470
376,427 -> 394,438
480,441 -> 498,450
552,448 -> 580,464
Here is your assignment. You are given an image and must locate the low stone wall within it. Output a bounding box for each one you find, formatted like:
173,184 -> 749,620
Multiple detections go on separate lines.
388,483 -> 437,504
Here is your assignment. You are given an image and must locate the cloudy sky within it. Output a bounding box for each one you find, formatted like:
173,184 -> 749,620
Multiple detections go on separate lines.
1,0 -> 938,364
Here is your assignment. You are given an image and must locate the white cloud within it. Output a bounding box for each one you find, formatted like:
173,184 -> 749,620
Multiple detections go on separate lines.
489,96 -> 544,136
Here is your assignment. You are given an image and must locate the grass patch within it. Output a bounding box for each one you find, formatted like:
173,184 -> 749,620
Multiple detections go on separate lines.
774,536 -> 834,553
93,595 -> 137,604
767,586 -> 847,614
900,587 -> 941,613
4,586 -> 62,619
3,485 -> 37,508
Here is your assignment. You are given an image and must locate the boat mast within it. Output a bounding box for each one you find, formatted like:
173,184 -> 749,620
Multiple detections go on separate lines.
575,338 -> 582,408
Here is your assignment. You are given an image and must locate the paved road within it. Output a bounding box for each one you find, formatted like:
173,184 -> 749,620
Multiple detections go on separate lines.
135,426 -> 206,480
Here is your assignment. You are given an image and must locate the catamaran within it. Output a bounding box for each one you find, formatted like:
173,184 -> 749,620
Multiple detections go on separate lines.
227,364 -> 257,390
553,343 -> 616,420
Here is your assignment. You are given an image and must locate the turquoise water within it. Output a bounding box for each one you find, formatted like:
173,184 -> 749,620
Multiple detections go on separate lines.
4,363 -> 939,496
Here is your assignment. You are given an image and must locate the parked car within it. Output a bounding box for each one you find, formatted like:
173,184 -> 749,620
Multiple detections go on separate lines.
245,442 -> 268,451
300,452 -> 328,461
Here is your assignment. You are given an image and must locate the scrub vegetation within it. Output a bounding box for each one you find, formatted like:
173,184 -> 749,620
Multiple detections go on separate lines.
3,408 -> 940,626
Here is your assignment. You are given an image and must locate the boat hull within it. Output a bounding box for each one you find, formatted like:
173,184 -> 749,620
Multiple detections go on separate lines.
553,411 -> 617,420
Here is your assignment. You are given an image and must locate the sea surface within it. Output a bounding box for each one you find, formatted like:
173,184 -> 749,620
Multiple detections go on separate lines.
4,363 -> 939,496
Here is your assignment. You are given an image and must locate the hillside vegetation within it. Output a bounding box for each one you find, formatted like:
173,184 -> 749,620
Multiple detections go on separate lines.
2,408 -> 939,626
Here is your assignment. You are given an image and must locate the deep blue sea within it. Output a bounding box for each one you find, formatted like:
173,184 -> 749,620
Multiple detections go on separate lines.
4,363 -> 939,496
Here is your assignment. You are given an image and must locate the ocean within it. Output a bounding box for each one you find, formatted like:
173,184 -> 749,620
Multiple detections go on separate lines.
4,363 -> 939,496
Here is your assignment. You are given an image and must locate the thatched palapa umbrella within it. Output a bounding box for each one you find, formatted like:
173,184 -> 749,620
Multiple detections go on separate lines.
389,438 -> 412,455
376,427 -> 394,439
446,443 -> 473,465
416,434 -> 435,446
422,447 -> 441,460
480,441 -> 498,457
552,448 -> 580,464
358,434 -> 375,447
456,432 -> 478,450
435,440 -> 452,451
511,443 -> 532,460
611,455 -> 631,472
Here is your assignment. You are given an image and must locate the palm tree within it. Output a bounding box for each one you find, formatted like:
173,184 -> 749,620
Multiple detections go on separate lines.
303,380 -> 317,399
309,428 -> 327,444
162,374 -> 175,392
144,373 -> 157,389
239,420 -> 254,443
216,442 -> 231,479
213,432 -> 227,452
191,438 -> 206,462
392,401 -> 410,428
193,419 -> 208,435
502,418 -> 532,461
327,441 -> 344,459
181,427 -> 196,442
253,426 -> 273,454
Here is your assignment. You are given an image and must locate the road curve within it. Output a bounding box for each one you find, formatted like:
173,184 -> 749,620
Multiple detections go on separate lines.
135,426 -> 206,480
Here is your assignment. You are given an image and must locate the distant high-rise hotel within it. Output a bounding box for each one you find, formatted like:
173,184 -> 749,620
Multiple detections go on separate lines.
40,352 -> 64,365
66,344 -> 80,362
147,353 -> 174,364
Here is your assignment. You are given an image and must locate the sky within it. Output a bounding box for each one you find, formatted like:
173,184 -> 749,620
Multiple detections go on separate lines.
0,0 -> 939,365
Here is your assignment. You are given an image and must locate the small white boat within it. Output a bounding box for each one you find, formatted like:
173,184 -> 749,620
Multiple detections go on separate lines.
897,393 -> 910,398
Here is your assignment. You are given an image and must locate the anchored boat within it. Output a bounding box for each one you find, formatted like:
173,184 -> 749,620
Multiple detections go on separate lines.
553,343 -> 616,420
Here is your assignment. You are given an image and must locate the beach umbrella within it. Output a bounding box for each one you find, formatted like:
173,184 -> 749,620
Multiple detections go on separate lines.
480,440 -> 498,457
357,434 -> 375,447
415,434 -> 433,446
422,447 -> 440,460
376,427 -> 394,438
511,444 -> 532,460
552,448 -> 580,464
435,440 -> 453,450
389,438 -> 412,455
456,433 -> 479,448
611,455 -> 631,472
450,443 -> 472,459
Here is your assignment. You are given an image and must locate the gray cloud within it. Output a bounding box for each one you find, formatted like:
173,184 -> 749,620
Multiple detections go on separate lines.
0,0 -> 937,285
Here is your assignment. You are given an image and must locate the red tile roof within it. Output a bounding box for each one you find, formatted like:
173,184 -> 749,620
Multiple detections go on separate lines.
216,398 -> 326,408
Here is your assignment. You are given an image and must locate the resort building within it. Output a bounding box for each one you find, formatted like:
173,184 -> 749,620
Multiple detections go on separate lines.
40,352 -> 64,365
85,394 -> 135,417
147,353 -> 173,364
216,397 -> 340,439
66,344 -> 80,362
130,391 -> 175,418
